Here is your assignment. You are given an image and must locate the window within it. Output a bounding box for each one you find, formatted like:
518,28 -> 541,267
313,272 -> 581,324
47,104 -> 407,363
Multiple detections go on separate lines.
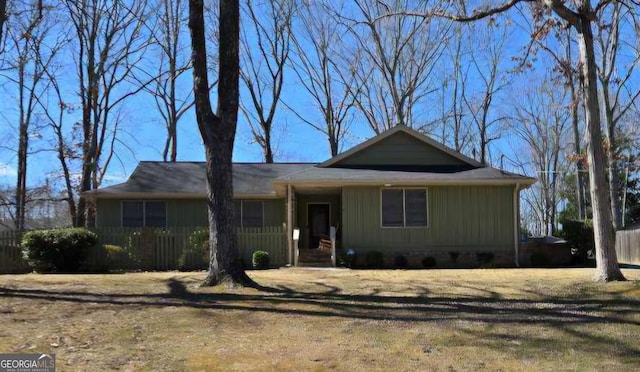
381,188 -> 428,227
122,201 -> 143,227
234,200 -> 264,228
122,201 -> 166,227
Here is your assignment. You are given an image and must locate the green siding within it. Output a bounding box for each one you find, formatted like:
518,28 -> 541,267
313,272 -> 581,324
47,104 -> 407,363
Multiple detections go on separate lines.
295,194 -> 341,248
332,131 -> 467,167
96,198 -> 285,228
341,186 -> 514,253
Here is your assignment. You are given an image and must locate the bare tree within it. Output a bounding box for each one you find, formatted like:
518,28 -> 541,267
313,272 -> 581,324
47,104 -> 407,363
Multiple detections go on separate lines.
289,1 -> 362,156
4,1 -> 65,231
346,0 -> 450,134
460,21 -> 511,165
63,0 -> 151,226
511,78 -> 570,236
189,0 -> 254,287
240,0 -> 295,163
36,56 -> 79,227
595,2 -> 640,229
439,22 -> 474,153
524,22 -> 589,221
147,0 -> 194,162
415,0 -> 626,281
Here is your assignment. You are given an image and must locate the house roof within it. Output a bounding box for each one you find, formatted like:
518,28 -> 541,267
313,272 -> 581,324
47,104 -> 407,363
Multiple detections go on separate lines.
84,162 -> 314,199
319,125 -> 483,168
274,165 -> 535,186
86,126 -> 535,199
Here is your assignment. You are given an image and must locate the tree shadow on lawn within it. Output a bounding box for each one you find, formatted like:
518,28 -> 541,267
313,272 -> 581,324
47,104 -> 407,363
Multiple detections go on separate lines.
2,277 -> 640,360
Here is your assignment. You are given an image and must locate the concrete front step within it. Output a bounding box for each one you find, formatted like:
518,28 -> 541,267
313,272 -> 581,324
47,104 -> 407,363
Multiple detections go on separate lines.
298,249 -> 333,267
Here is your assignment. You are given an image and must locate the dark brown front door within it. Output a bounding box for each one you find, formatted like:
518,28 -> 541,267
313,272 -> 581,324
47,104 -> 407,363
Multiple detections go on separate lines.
308,204 -> 330,248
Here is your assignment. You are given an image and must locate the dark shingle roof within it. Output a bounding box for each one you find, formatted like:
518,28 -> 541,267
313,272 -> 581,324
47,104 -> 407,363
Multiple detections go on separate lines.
274,166 -> 535,184
86,162 -> 315,198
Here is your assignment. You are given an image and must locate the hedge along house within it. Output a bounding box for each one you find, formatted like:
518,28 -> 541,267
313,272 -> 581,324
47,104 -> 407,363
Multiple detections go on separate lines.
85,125 -> 535,268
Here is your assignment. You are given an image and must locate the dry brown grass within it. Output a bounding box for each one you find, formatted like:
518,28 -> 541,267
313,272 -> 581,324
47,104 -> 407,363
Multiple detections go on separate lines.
1,268 -> 640,371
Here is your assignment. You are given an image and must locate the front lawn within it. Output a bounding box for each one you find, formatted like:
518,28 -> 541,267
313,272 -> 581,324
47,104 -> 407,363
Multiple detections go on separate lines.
1,268 -> 639,371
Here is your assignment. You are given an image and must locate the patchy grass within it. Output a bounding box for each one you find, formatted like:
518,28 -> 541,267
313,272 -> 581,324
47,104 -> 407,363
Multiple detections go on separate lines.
1,268 -> 639,371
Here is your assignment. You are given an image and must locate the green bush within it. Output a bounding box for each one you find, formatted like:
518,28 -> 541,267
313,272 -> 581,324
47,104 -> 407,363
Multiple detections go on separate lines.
365,251 -> 384,268
422,256 -> 437,268
476,252 -> 495,267
252,250 -> 270,269
529,251 -> 551,267
22,228 -> 98,272
338,249 -> 357,268
560,219 -> 594,265
104,245 -> 135,271
448,251 -> 460,263
394,255 -> 408,269
178,229 -> 209,271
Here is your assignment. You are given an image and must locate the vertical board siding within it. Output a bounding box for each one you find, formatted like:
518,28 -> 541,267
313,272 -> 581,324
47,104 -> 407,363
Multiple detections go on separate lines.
616,229 -> 640,265
341,185 -> 514,254
332,131 -> 466,167
0,230 -> 29,273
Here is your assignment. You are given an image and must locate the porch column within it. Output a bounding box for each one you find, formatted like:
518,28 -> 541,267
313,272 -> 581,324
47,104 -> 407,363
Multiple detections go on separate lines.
287,183 -> 293,266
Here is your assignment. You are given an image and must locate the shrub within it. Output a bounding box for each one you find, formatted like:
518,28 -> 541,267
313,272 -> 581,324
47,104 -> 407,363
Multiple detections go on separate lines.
127,228 -> 156,269
338,249 -> 357,268
448,251 -> 460,263
178,229 -> 209,271
560,219 -> 594,266
529,251 -> 551,267
421,256 -> 437,268
104,245 -> 135,271
252,250 -> 270,269
394,255 -> 408,269
364,251 -> 384,268
22,228 -> 98,272
476,252 -> 495,267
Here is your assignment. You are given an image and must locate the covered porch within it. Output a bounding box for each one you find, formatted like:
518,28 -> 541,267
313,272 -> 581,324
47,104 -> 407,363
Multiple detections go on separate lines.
282,184 -> 342,267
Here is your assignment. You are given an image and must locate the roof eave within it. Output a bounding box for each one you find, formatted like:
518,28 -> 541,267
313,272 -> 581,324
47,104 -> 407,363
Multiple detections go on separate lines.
84,191 -> 281,200
273,178 -> 536,187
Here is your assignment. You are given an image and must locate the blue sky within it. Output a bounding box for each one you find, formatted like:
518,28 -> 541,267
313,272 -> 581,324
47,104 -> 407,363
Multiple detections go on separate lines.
0,1 -> 636,194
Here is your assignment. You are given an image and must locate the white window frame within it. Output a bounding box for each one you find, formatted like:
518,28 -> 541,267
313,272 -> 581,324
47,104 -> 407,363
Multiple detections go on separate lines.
235,200 -> 265,228
121,200 -> 167,228
380,188 -> 429,228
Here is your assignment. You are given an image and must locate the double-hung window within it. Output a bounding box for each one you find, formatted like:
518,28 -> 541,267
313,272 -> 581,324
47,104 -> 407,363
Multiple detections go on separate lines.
381,188 -> 428,227
234,200 -> 264,228
122,201 -> 167,228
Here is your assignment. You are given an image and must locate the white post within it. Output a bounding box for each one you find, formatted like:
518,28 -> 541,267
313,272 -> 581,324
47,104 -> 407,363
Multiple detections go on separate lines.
293,228 -> 300,267
330,226 -> 336,267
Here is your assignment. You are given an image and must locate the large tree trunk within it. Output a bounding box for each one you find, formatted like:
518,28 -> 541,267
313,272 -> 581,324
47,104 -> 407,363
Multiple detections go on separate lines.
189,0 -> 254,287
574,14 -> 625,282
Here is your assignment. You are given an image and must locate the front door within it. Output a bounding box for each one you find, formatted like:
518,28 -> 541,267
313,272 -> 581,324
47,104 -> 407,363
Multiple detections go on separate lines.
307,203 -> 330,248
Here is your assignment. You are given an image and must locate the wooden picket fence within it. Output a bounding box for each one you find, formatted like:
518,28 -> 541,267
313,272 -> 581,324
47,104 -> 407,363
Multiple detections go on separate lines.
0,226 -> 287,273
236,226 -> 288,267
0,230 -> 29,274
616,228 -> 640,266
94,226 -> 288,270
